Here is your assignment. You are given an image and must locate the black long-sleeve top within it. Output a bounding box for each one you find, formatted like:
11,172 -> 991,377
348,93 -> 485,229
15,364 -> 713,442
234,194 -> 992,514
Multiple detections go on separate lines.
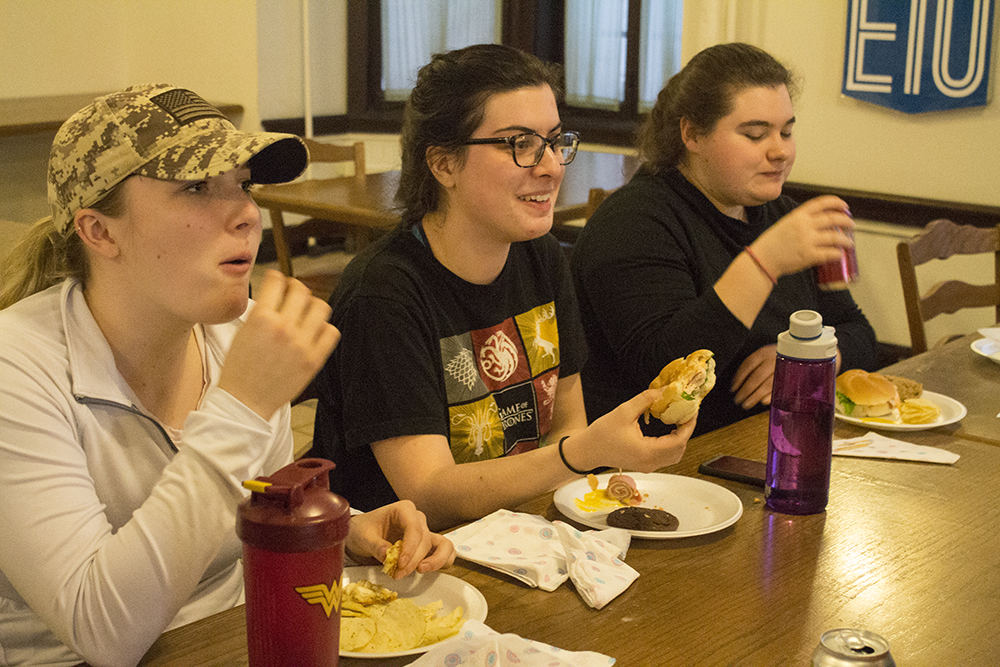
570,167 -> 879,436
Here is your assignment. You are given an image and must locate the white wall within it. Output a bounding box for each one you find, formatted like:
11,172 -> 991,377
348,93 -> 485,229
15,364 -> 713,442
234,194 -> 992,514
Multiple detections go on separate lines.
0,0 -> 263,222
682,0 -> 1000,207
1,0 -> 997,346
256,0 -> 348,120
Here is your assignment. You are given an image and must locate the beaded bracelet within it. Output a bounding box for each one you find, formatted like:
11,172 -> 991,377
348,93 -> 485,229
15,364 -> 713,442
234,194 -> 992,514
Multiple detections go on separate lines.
557,436 -> 601,476
744,245 -> 777,285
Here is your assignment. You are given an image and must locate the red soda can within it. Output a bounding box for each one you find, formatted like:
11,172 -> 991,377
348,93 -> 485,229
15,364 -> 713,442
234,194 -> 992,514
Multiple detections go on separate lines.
811,628 -> 896,666
815,226 -> 859,290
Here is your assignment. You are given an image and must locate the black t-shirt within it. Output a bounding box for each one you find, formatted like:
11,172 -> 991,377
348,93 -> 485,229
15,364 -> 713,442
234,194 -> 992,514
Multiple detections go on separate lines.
570,167 -> 878,436
309,225 -> 587,510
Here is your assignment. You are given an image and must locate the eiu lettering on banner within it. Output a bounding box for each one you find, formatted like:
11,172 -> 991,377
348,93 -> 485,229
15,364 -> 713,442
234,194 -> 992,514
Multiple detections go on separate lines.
843,0 -> 994,113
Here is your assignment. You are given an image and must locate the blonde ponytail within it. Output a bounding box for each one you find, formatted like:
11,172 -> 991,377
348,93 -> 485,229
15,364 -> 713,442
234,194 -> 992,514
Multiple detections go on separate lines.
0,216 -> 86,310
0,178 -> 131,310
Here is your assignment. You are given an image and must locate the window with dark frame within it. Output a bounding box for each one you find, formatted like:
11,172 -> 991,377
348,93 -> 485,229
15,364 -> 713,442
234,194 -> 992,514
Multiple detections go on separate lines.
343,0 -> 682,147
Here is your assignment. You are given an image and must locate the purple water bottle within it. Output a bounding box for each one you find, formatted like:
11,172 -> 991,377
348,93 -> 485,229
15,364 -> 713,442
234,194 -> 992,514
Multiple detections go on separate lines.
765,310 -> 838,515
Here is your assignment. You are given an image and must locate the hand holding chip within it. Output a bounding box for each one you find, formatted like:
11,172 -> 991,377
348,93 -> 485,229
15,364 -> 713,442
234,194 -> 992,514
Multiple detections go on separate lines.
219,270 -> 340,420
346,500 -> 457,579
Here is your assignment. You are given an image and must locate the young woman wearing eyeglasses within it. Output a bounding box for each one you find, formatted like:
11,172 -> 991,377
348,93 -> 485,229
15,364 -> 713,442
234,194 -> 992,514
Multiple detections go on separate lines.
307,44 -> 694,530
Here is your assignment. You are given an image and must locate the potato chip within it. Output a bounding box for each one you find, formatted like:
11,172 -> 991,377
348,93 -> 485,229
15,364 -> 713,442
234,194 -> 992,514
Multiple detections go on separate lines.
340,616 -> 376,652
382,540 -> 402,576
341,600 -> 369,616
365,598 -> 425,651
418,605 -> 464,646
340,579 -> 466,653
343,580 -> 397,606
420,599 -> 444,620
901,397 -> 941,424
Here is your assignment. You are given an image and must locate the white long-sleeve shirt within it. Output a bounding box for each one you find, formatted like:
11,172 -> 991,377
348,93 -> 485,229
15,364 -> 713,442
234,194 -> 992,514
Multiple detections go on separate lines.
0,280 -> 292,667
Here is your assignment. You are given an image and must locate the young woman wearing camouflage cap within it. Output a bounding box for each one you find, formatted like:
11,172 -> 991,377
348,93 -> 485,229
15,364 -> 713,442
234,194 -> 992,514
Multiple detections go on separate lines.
0,84 -> 454,666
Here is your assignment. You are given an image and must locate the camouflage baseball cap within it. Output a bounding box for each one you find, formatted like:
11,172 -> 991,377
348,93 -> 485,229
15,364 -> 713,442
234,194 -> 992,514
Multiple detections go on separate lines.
47,83 -> 309,234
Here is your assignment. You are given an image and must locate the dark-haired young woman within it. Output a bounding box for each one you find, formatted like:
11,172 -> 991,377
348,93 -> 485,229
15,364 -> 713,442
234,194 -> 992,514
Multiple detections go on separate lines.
571,43 -> 878,437
310,44 -> 695,530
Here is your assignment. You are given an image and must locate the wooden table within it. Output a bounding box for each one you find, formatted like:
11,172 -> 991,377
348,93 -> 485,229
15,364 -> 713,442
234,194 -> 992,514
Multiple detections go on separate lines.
0,92 -> 244,137
250,150 -> 639,244
877,331 -> 1000,446
130,406 -> 1000,666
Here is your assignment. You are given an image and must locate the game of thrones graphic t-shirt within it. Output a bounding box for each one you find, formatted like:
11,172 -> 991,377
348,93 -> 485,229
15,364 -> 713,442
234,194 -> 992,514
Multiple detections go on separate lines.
309,225 -> 587,511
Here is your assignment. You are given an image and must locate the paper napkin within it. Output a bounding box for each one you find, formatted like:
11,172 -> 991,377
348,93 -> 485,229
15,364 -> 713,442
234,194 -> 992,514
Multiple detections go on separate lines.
833,432 -> 959,464
445,509 -> 638,609
409,620 -> 616,666
978,327 -> 1000,344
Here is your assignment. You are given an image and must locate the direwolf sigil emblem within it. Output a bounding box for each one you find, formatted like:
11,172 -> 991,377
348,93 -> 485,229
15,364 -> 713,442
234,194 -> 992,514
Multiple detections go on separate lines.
295,582 -> 340,618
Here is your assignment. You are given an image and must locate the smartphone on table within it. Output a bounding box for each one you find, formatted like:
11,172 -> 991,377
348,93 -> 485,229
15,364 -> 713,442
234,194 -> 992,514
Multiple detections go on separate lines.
699,455 -> 766,488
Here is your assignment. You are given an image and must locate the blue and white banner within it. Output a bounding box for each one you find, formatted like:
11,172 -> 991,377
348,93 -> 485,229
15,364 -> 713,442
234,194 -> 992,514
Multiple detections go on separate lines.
843,0 -> 994,113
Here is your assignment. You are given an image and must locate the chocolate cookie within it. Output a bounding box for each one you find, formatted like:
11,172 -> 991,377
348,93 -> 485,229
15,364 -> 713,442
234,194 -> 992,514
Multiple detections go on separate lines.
606,507 -> 679,532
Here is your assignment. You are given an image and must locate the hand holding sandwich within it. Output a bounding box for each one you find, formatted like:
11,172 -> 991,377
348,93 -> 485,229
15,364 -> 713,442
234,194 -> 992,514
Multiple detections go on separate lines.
561,350 -> 715,474
559,389 -> 696,474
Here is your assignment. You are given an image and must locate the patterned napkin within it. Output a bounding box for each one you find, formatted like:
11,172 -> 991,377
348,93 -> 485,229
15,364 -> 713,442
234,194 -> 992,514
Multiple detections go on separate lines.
978,327 -> 1000,343
445,509 -> 638,609
833,432 -> 959,464
408,620 -> 616,666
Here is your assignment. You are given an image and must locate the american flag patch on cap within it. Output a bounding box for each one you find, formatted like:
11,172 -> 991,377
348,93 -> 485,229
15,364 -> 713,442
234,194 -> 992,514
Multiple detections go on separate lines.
149,89 -> 226,125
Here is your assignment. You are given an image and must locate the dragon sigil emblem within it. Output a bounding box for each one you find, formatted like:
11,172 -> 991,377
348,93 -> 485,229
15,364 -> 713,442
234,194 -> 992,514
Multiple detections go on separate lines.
479,331 -> 518,383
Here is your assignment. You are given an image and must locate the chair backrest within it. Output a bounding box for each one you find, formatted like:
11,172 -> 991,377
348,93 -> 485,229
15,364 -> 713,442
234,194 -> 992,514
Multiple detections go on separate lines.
584,187 -> 611,220
896,218 -> 1000,354
266,138 -> 366,280
300,137 -> 366,178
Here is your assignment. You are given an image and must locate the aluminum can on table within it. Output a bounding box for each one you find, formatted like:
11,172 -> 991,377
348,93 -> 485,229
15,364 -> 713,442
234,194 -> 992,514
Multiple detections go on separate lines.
811,628 -> 896,666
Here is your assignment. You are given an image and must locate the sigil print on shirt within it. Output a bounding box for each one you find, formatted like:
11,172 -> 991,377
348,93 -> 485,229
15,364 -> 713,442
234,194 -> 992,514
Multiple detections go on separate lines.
476,327 -> 524,386
515,302 -> 560,374
450,396 -> 504,463
439,302 -> 561,462
441,338 -> 490,402
532,368 -> 559,437
448,382 -> 541,462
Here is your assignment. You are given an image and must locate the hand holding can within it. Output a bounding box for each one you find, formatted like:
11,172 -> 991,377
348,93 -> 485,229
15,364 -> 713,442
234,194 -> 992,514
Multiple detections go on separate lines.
815,221 -> 859,291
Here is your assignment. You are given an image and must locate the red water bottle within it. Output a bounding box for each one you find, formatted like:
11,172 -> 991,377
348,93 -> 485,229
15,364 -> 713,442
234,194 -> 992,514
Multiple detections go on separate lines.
237,458 -> 350,666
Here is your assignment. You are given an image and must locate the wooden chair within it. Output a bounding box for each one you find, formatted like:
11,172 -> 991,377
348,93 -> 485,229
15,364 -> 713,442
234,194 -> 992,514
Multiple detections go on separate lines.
551,187 -> 613,256
584,186 -> 611,220
896,218 -> 1000,354
266,137 -> 366,300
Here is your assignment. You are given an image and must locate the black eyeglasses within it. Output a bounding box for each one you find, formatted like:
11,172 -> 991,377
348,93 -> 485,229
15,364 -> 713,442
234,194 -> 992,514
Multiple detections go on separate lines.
463,131 -> 581,168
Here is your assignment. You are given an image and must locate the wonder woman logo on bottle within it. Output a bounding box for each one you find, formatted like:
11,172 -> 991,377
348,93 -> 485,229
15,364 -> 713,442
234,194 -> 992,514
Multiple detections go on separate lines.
295,581 -> 342,618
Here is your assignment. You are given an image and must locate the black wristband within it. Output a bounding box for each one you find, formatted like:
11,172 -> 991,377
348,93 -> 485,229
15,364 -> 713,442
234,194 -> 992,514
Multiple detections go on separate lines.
558,436 -> 601,476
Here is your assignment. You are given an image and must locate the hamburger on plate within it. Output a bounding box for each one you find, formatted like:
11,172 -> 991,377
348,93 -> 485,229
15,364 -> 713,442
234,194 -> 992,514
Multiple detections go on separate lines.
835,369 -> 900,419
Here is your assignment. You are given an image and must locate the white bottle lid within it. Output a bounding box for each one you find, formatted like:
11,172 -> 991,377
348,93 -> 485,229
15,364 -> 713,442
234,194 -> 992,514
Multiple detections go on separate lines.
776,310 -> 838,360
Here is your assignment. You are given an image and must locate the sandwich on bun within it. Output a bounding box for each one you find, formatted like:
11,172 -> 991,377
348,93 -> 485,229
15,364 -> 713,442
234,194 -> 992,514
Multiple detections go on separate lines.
644,350 -> 716,425
835,369 -> 901,419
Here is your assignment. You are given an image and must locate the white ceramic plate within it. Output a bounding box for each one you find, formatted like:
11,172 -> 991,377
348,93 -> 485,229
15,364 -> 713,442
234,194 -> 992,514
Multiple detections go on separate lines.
553,473 -> 743,540
340,565 -> 487,659
971,337 -> 1000,366
834,390 -> 967,431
